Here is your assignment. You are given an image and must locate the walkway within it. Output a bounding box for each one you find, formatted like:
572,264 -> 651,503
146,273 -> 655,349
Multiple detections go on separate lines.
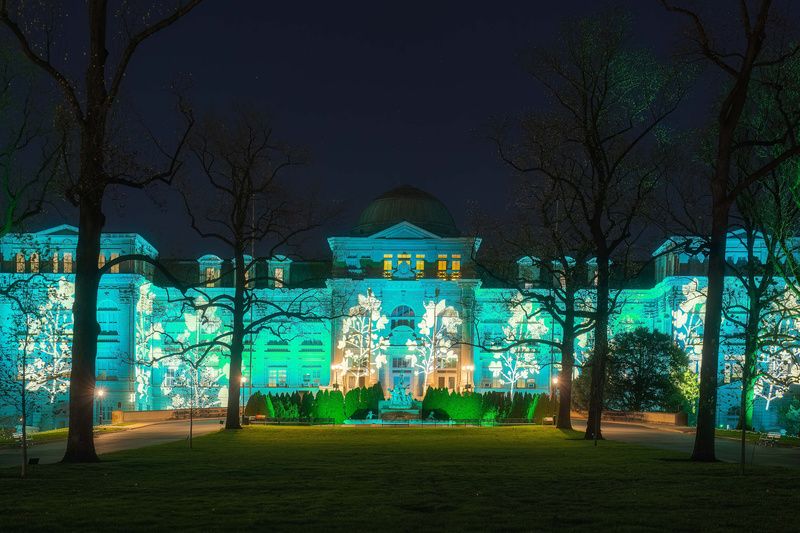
0,418 -> 224,467
573,419 -> 800,469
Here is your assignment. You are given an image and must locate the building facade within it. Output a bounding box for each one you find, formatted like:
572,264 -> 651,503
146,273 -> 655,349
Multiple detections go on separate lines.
1,186 -> 798,432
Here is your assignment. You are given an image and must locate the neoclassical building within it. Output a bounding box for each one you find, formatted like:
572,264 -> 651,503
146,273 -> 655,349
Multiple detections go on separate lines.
0,186 -> 797,431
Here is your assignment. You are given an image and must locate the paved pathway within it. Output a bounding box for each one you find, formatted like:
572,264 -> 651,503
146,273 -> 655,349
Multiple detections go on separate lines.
0,418 -> 224,467
573,419 -> 800,469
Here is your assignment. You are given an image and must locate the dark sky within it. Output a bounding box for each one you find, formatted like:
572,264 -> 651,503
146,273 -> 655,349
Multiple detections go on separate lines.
48,1 -> 727,258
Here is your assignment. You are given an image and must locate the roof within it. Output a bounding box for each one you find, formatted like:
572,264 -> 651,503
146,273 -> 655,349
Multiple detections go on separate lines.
351,185 -> 460,237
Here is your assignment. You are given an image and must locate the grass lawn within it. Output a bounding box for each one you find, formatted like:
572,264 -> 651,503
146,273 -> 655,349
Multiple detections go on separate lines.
0,426 -> 796,531
715,428 -> 800,447
0,425 -> 129,446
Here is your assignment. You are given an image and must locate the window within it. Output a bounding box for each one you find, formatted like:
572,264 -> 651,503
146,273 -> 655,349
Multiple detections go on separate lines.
392,357 -> 410,368
274,267 -> 284,288
29,252 -> 39,273
268,367 -> 287,387
205,267 -> 218,288
98,253 -> 106,270
97,301 -> 119,336
448,376 -> 456,389
437,254 -> 447,279
451,254 -> 461,279
397,253 -> 411,267
383,254 -> 393,278
110,252 -> 119,273
63,252 -> 73,273
163,368 -> 176,388
415,254 -> 425,278
390,305 -> 415,329
15,252 -> 25,273
52,252 -> 59,274
302,367 -> 321,387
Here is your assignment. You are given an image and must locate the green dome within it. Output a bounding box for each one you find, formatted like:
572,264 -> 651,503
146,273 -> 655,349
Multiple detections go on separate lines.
352,185 -> 460,237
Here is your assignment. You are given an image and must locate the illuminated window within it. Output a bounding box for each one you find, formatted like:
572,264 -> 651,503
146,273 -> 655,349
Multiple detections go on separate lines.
274,267 -> 284,288
205,267 -> 219,288
29,252 -> 39,273
415,254 -> 425,278
98,253 -> 106,269
437,254 -> 447,279
302,367 -> 321,387
110,252 -> 120,273
52,252 -> 59,273
383,254 -> 393,278
397,253 -> 411,267
451,254 -> 461,279
63,253 -> 73,273
15,252 -> 25,273
390,305 -> 415,329
268,367 -> 287,387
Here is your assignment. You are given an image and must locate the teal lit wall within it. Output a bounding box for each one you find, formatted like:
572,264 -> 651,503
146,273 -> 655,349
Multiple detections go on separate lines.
1,224 -> 798,433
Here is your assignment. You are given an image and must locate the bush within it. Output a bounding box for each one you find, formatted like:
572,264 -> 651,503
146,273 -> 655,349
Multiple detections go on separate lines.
244,392 -> 268,417
778,394 -> 800,436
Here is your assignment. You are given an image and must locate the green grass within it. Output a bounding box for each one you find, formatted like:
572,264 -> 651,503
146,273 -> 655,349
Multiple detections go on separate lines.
0,425 -> 128,446
715,429 -> 800,447
1,426 -> 796,531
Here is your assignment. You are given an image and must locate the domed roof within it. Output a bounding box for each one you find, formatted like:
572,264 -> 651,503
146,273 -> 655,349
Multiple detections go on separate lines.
352,185 -> 459,237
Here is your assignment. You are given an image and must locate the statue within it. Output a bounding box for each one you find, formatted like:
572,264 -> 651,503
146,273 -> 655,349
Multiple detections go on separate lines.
389,377 -> 413,409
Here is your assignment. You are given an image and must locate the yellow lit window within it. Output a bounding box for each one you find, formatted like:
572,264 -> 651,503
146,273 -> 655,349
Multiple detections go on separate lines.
52,252 -> 59,273
383,254 -> 393,278
437,254 -> 447,279
205,267 -> 218,288
98,253 -> 106,270
30,252 -> 39,273
110,252 -> 120,273
63,253 -> 73,273
451,254 -> 461,279
15,252 -> 25,273
398,253 -> 411,267
415,254 -> 425,278
274,267 -> 284,288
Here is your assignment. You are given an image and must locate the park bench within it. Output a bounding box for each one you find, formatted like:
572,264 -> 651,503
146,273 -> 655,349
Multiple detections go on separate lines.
757,432 -> 781,447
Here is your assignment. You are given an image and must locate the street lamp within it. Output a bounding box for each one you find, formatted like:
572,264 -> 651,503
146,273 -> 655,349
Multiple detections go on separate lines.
96,387 -> 106,425
331,364 -> 340,390
239,375 -> 247,422
464,364 -> 474,391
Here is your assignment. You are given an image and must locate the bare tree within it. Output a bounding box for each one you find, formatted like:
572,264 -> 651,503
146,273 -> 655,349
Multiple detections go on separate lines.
176,109 -> 325,429
662,0 -> 800,461
0,0 -> 205,462
493,11 -> 685,439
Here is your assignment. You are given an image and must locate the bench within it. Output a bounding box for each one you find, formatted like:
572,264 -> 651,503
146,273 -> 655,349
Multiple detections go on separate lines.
757,432 -> 781,447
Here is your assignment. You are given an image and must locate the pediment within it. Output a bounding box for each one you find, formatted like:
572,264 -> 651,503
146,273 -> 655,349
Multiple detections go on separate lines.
368,221 -> 442,240
36,224 -> 79,236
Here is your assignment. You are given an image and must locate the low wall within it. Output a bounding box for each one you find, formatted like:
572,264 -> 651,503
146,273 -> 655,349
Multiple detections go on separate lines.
570,410 -> 687,426
111,408 -> 227,425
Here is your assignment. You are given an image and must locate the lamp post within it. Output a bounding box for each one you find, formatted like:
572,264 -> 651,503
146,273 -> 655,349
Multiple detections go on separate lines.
331,364 -> 340,390
240,376 -> 247,421
96,387 -> 105,426
464,364 -> 474,391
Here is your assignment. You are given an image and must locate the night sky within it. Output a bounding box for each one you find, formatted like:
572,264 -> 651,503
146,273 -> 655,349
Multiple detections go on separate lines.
50,1 -> 728,258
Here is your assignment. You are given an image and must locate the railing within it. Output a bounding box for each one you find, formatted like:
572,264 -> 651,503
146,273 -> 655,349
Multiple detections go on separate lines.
246,417 -> 336,426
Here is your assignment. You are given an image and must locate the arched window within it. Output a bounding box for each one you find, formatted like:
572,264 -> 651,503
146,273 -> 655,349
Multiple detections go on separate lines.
15,252 -> 25,273
390,305 -> 415,330
29,252 -> 39,273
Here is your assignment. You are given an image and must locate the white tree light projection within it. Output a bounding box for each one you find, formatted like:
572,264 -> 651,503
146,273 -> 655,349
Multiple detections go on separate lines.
336,292 -> 390,387
405,299 -> 462,390
489,294 -> 547,396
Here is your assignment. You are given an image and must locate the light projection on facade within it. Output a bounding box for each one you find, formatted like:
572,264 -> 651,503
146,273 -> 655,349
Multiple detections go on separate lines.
405,298 -> 462,391
18,277 -> 74,404
755,290 -> 800,410
1,188 -> 800,434
336,291 -> 390,388
487,294 -> 547,396
671,278 -> 707,373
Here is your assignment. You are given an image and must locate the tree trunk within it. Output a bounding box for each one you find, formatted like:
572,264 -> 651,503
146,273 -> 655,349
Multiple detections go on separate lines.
691,200 -> 729,461
62,196 -> 104,462
557,321 -> 575,430
224,247 -> 246,430
585,256 -> 610,441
